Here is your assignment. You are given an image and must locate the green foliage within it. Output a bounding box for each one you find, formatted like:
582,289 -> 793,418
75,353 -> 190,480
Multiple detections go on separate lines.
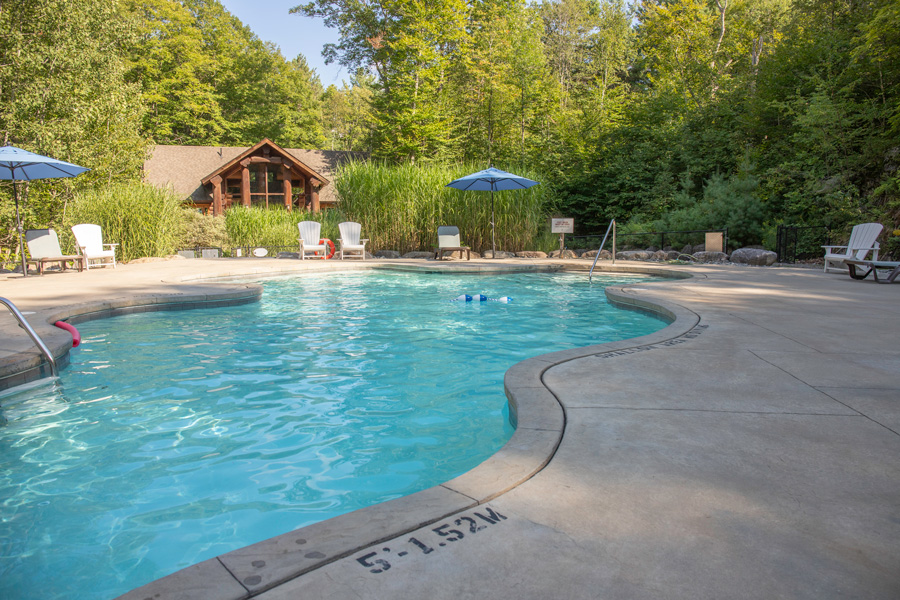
224,206 -> 345,248
7,0 -> 900,255
321,71 -> 376,152
177,209 -> 228,249
0,0 -> 150,253
65,182 -> 183,261
127,0 -> 227,144
128,0 -> 325,147
334,161 -> 551,254
649,168 -> 766,249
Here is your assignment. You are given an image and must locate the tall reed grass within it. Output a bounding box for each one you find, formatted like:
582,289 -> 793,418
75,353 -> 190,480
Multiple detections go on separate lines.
334,161 -> 552,254
224,206 -> 346,248
60,163 -> 555,261
65,182 -> 182,262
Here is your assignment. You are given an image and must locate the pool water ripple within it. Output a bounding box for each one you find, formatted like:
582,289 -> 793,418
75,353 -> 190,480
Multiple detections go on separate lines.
0,271 -> 665,600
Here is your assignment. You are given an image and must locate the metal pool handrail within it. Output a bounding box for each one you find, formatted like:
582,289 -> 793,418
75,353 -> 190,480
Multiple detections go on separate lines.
589,219 -> 616,283
0,296 -> 58,377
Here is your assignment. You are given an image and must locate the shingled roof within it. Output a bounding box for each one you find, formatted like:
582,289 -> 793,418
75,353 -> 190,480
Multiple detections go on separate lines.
143,143 -> 364,206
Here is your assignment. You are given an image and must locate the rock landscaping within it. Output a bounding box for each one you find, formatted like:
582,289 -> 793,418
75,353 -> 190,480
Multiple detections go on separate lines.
249,245 -> 786,267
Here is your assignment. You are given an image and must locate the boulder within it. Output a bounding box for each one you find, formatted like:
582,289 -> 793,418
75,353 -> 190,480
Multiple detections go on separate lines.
277,251 -> 300,259
681,244 -> 694,255
516,250 -> 548,259
375,250 -> 401,259
482,250 -> 516,259
402,251 -> 435,259
616,250 -> 653,261
731,247 -> 777,266
652,250 -> 680,261
692,251 -> 729,263
548,249 -> 578,259
580,249 -> 612,260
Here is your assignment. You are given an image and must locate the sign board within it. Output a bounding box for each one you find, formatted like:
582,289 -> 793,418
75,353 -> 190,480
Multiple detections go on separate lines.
551,218 -> 574,234
705,232 -> 724,253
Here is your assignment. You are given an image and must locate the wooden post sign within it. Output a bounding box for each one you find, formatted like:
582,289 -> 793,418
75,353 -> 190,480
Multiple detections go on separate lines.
551,218 -> 574,255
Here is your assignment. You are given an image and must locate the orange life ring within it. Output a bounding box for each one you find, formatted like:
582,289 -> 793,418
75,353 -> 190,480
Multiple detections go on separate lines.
319,238 -> 336,259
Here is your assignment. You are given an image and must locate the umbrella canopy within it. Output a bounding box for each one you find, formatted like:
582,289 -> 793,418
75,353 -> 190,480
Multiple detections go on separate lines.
0,146 -> 90,181
0,146 -> 90,277
446,167 -> 539,258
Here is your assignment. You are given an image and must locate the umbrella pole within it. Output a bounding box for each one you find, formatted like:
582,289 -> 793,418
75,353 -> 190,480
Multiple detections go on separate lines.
491,190 -> 496,259
13,182 -> 28,277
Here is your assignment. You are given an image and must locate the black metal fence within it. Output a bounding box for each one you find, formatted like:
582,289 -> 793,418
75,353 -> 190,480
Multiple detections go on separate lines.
775,225 -> 830,263
567,229 -> 728,253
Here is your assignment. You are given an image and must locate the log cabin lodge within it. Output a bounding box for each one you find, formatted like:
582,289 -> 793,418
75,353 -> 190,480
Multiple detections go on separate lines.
143,138 -> 360,216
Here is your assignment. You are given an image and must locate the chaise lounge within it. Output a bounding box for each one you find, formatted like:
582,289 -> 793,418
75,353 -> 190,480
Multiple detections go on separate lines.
435,226 -> 470,260
842,258 -> 900,283
25,229 -> 84,275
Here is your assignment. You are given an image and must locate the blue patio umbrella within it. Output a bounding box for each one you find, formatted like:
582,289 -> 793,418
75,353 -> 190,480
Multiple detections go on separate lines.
446,166 -> 539,258
0,146 -> 89,277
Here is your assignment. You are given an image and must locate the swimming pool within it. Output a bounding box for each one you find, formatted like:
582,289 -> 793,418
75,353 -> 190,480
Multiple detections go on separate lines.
0,271 -> 666,600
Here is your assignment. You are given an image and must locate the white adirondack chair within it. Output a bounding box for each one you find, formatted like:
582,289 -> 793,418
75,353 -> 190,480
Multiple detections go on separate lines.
337,221 -> 368,260
71,224 -> 117,269
822,222 -> 883,273
298,221 -> 328,259
25,229 -> 84,274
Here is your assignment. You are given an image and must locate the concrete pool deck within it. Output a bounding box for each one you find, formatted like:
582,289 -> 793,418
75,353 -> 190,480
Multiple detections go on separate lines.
1,258 -> 898,599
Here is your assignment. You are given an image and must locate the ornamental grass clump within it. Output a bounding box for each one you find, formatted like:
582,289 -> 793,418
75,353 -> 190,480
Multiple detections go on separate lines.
66,182 -> 182,262
224,205 -> 345,249
335,161 -> 551,254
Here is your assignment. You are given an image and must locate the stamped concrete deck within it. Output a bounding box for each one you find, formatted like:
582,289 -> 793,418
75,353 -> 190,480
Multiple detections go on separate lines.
1,257 -> 898,600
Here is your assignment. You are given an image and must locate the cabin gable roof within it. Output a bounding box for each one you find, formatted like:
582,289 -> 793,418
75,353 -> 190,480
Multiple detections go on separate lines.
143,142 -> 364,207
199,138 -> 330,186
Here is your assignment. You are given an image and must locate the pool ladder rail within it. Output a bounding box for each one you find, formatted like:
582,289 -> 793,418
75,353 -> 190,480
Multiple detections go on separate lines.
0,296 -> 58,377
588,219 -> 616,283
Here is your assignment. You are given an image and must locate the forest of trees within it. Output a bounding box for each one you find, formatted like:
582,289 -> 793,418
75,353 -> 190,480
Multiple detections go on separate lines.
2,0 -> 899,254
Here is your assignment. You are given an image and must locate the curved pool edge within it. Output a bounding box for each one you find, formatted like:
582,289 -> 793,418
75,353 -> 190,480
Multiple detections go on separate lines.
114,264 -> 701,600
0,284 -> 263,392
0,259 -> 697,599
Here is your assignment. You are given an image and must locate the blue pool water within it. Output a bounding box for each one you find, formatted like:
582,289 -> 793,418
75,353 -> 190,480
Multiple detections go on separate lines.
0,271 -> 666,600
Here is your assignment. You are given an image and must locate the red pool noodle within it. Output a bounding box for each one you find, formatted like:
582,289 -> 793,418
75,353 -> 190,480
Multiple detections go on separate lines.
54,321 -> 81,348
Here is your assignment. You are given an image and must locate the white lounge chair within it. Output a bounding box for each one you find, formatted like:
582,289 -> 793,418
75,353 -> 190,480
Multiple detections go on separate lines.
25,229 -> 84,275
822,222 -> 882,273
435,225 -> 470,260
338,221 -> 368,260
298,221 -> 328,259
71,223 -> 117,269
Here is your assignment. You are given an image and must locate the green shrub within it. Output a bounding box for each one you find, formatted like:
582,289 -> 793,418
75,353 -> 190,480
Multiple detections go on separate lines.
176,209 -> 228,250
65,182 -> 182,261
649,170 -> 766,250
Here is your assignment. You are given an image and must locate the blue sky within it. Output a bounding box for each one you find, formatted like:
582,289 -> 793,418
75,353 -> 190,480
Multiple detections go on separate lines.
218,0 -> 345,86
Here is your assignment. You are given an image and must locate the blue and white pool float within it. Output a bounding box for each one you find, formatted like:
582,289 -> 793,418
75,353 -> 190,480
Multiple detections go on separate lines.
452,294 -> 512,303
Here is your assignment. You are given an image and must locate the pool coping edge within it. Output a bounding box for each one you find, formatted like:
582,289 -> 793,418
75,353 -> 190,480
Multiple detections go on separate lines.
0,261 -> 697,599
116,265 -> 699,599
